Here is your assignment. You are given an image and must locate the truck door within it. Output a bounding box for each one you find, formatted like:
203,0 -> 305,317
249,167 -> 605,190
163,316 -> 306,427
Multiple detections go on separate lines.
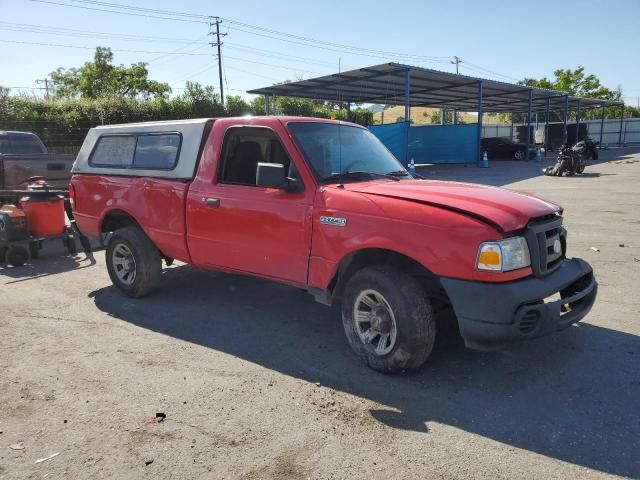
186,125 -> 313,285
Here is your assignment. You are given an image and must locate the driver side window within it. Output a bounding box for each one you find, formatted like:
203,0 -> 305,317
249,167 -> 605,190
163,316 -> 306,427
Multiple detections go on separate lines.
218,127 -> 294,186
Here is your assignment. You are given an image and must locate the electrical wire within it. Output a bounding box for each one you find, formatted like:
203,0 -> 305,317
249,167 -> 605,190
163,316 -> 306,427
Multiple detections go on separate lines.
0,21 -> 199,43
0,38 -> 211,55
29,0 -> 208,23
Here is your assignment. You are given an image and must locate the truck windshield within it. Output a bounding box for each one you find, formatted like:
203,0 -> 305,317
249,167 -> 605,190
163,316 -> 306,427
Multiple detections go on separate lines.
288,122 -> 407,183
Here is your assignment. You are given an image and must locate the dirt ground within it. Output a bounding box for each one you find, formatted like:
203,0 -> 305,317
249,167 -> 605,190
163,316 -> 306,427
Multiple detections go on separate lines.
1,148 -> 639,480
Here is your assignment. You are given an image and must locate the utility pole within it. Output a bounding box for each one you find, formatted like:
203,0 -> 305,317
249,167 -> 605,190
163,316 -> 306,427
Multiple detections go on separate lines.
451,56 -> 462,74
209,17 -> 226,106
36,78 -> 50,99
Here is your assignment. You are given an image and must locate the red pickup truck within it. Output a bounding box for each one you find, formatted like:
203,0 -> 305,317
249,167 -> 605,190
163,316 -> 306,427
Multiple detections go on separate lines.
70,117 -> 597,373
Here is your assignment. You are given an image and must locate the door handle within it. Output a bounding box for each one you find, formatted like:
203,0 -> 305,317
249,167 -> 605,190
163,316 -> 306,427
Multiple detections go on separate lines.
204,197 -> 220,208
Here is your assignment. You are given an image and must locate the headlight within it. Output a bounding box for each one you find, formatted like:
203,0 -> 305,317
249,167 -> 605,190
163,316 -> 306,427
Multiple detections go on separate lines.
477,237 -> 530,272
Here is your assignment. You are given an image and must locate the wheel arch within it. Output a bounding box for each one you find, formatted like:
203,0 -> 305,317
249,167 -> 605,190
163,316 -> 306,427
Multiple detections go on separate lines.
101,209 -> 143,234
327,248 -> 451,306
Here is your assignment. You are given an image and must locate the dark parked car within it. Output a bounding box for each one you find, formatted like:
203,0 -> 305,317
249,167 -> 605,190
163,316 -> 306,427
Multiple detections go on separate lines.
481,137 -> 535,160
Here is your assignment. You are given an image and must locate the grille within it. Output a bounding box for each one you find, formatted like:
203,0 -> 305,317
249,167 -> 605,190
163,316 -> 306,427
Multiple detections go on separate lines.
525,215 -> 566,276
518,310 -> 540,334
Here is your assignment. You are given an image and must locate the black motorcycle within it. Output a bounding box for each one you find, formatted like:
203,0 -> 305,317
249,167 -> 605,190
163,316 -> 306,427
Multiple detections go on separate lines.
543,134 -> 599,177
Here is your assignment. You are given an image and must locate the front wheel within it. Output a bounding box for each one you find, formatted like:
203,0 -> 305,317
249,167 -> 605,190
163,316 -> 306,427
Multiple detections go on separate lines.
574,155 -> 586,174
341,266 -> 436,373
106,227 -> 162,297
513,149 -> 525,160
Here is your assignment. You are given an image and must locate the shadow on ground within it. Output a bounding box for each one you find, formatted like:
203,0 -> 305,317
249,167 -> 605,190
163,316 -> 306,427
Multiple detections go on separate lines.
91,266 -> 640,478
0,240 -> 96,282
419,146 -> 640,186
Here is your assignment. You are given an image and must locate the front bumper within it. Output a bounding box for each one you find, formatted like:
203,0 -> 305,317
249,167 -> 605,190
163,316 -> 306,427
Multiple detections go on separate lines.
441,258 -> 597,350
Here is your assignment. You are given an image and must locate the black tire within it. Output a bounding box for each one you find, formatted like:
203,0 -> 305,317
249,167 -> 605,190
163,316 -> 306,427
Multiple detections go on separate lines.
105,227 -> 162,297
341,265 -> 436,373
29,241 -> 40,259
513,149 -> 525,161
0,247 -> 7,264
592,150 -> 598,161
7,245 -> 29,267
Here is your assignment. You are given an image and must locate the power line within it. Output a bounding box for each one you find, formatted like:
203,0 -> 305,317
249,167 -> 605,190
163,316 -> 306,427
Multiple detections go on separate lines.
29,0 -> 208,23
31,0 -> 452,64
67,0 -> 207,19
0,21 -> 200,43
0,38 -> 330,76
0,38 -> 211,55
22,0 -> 523,91
225,43 -> 358,70
462,60 -> 520,82
145,36 -> 209,66
227,25 -> 451,65
223,18 -> 450,62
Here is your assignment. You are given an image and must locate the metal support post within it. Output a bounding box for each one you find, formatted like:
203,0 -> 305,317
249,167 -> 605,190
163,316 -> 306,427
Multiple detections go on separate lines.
619,104 -> 625,147
404,69 -> 411,164
510,113 -> 514,140
544,98 -> 550,157
576,101 -> 581,143
525,89 -> 532,161
477,81 -> 483,166
599,103 -> 605,148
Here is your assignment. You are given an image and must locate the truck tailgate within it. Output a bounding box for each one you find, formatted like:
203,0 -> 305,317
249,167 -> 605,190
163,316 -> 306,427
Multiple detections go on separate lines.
0,153 -> 75,189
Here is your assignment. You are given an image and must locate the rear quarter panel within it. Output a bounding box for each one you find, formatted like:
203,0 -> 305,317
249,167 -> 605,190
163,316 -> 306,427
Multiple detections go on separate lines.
71,174 -> 191,262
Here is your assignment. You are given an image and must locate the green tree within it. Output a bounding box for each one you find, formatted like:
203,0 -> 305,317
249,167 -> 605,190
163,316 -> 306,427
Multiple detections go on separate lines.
428,109 -> 464,124
50,47 -> 171,100
225,95 -> 252,116
499,67 -> 630,122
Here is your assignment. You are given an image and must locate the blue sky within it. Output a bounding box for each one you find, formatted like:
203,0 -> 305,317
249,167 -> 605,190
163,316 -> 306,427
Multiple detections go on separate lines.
1,0 -> 639,107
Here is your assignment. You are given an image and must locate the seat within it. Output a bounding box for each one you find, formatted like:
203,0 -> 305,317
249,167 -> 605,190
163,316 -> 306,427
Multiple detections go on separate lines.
270,139 -> 291,172
224,141 -> 263,185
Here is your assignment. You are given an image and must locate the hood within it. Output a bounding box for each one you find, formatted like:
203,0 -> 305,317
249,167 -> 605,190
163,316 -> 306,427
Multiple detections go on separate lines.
344,179 -> 561,232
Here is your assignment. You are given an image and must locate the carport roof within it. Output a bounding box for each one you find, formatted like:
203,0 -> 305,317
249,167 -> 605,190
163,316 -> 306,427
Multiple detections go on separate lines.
247,63 -> 623,114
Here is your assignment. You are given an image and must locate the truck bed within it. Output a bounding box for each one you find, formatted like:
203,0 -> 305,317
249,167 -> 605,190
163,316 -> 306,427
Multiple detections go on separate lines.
0,153 -> 75,189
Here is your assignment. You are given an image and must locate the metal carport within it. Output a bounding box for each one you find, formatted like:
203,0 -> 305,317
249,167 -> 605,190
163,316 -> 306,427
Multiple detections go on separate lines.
247,63 -> 624,165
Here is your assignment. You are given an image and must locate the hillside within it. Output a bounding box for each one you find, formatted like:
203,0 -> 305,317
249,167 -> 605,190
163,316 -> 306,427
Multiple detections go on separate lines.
372,105 -> 499,125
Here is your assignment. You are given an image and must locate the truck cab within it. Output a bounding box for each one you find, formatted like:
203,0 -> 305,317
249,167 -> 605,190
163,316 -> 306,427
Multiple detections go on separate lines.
70,117 -> 597,373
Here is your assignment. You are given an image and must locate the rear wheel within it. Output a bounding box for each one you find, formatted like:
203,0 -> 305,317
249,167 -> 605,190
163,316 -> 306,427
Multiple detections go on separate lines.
7,245 -> 29,267
29,241 -> 40,259
341,265 -> 436,373
106,227 -> 162,297
574,155 -> 586,174
514,149 -> 525,160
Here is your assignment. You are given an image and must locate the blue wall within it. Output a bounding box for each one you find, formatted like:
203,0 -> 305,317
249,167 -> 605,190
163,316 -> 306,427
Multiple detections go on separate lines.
369,123 -> 478,164
368,122 -> 408,163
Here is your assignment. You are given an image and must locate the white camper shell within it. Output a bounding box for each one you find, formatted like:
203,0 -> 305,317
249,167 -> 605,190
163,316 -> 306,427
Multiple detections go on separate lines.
72,118 -> 211,180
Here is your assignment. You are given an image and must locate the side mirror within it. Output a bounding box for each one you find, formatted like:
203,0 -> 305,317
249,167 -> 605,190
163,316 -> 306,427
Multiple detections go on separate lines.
256,162 -> 304,193
256,162 -> 286,189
